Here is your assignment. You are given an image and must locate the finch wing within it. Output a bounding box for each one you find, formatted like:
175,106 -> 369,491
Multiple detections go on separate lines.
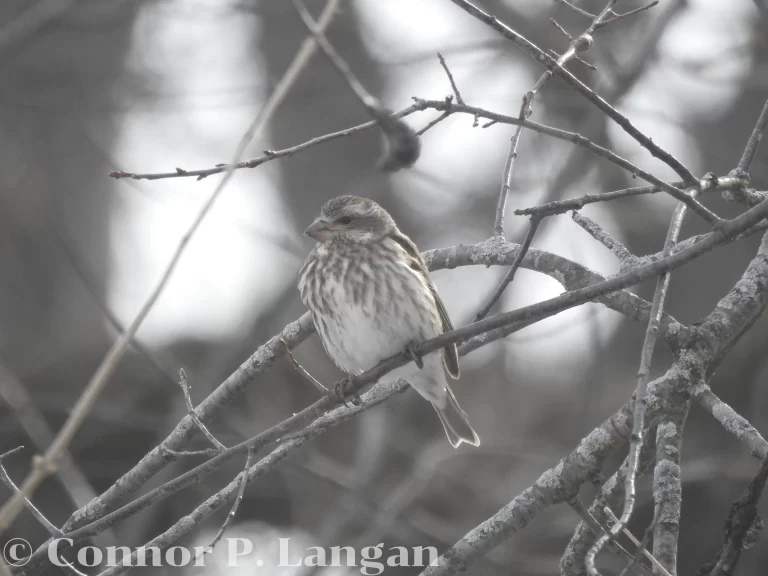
390,230 -> 460,379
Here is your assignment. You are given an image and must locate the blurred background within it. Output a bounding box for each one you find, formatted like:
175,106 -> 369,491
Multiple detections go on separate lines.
1,0 -> 767,574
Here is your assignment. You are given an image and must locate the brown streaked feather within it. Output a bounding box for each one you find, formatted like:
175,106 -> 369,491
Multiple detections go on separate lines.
390,229 -> 461,379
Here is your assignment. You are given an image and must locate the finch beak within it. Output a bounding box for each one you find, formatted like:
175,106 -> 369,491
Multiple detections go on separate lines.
304,219 -> 329,240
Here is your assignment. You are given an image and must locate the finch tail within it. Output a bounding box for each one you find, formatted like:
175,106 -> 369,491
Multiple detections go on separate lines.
433,385 -> 480,448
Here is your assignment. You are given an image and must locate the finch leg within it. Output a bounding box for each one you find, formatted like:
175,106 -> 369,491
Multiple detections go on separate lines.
403,341 -> 424,370
334,377 -> 362,408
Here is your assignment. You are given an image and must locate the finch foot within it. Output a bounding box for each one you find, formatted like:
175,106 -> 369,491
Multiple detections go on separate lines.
334,378 -> 362,408
404,342 -> 424,370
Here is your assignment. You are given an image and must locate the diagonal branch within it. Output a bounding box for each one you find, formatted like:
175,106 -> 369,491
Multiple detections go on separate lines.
732,98 -> 768,177
694,384 -> 768,460
572,212 -> 635,265
474,216 -> 541,321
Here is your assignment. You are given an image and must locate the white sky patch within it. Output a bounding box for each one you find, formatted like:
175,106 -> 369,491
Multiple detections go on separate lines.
108,1 -> 293,343
356,0 -> 492,61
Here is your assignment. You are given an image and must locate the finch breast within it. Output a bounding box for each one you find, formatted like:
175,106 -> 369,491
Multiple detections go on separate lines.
299,237 -> 442,375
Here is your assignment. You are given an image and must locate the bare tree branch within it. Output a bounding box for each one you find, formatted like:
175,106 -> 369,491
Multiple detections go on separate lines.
177,368 -> 227,452
697,454 -> 768,575
193,446 -> 254,563
446,0 -> 699,186
652,398 -> 688,574
732,98 -> 768,177
572,212 -> 635,265
694,384 -> 768,460
474,217 -> 541,320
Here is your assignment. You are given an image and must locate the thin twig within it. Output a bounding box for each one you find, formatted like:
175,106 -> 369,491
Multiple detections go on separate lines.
193,446 -> 255,562
733,98 -> 768,177
555,0 -> 596,18
109,104 -> 421,181
0,448 -> 62,537
516,177 -> 746,217
416,111 -> 450,136
292,0 -> 419,171
0,0 -> 339,535
437,52 -> 464,105
604,506 -> 671,576
0,447 -> 24,461
493,119 -> 526,235
587,193 -> 695,575
550,18 -> 572,40
572,212 -> 634,263
177,368 -> 227,451
596,1 -> 660,29
280,337 -> 329,394
474,217 -> 541,321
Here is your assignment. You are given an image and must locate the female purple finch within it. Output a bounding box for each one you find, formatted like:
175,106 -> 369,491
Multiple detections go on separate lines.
298,195 -> 480,448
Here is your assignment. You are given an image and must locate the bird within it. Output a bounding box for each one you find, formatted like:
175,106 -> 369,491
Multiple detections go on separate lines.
298,195 -> 480,448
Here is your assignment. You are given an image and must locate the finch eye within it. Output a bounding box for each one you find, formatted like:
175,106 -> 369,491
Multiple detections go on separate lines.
337,216 -> 354,225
